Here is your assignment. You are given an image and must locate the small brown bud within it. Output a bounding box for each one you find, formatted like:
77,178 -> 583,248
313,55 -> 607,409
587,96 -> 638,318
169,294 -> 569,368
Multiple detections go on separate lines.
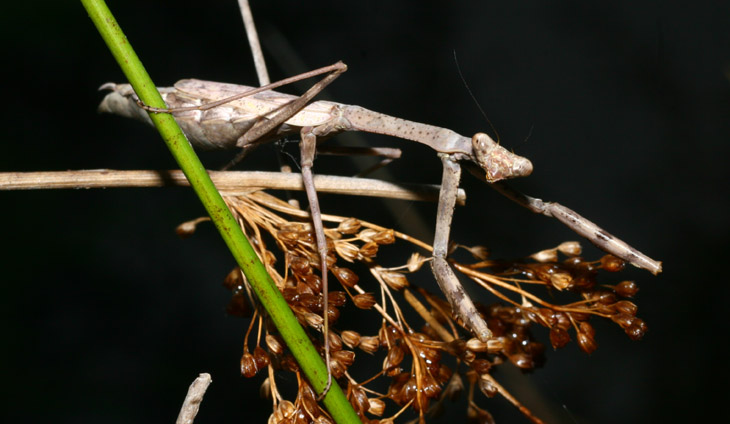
359,336 -> 380,354
367,398 -> 385,416
175,217 -> 209,239
327,331 -> 343,352
304,312 -> 324,329
265,334 -> 284,355
577,322 -> 598,354
253,346 -> 270,369
356,228 -> 378,242
557,241 -> 582,256
380,271 -> 409,290
550,272 -> 573,290
358,241 -> 379,258
614,280 -> 639,297
611,313 -> 636,329
615,300 -> 638,316
383,345 -> 405,370
549,327 -> 571,349
353,293 -> 377,309
471,358 -> 492,374
626,318 -> 648,340
328,291 -> 347,307
372,229 -> 395,245
333,350 -> 356,367
223,267 -> 243,291
337,218 -> 361,234
600,255 -> 625,272
530,247 -> 558,263
240,352 -> 258,377
332,266 -> 359,288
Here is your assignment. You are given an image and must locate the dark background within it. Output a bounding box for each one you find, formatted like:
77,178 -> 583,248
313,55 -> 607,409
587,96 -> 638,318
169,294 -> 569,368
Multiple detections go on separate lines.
2,1 -> 728,423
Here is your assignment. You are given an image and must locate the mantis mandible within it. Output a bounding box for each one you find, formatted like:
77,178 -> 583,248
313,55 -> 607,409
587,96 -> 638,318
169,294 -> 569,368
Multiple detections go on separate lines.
98,61 -> 661,396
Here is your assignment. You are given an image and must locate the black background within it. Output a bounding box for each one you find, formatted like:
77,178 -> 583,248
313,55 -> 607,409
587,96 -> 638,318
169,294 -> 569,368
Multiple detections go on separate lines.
2,1 -> 728,423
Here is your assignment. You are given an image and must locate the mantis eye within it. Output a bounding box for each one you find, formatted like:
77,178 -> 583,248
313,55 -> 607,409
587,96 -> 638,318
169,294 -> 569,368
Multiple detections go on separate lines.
471,133 -> 533,182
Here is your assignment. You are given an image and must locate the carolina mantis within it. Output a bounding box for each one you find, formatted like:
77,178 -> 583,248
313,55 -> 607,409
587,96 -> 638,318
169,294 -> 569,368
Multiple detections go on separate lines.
98,60 -> 661,397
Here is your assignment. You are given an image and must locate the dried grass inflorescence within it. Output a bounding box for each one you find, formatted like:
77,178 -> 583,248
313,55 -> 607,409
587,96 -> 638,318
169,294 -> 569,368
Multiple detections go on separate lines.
209,191 -> 647,424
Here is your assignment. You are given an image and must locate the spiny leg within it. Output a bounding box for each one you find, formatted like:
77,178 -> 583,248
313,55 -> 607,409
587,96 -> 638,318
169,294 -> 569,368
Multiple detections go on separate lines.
300,126 -> 333,400
432,154 -> 492,342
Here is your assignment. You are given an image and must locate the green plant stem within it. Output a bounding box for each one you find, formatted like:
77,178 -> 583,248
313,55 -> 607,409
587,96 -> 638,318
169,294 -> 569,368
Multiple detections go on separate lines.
80,1 -> 360,422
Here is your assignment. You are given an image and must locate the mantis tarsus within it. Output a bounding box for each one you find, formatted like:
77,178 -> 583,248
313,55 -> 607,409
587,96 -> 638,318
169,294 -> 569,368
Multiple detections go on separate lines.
99,59 -> 661,397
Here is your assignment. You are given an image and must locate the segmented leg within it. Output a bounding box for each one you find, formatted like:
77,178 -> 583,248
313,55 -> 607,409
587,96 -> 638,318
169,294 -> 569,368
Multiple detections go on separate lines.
431,154 -> 492,342
300,126 -> 333,399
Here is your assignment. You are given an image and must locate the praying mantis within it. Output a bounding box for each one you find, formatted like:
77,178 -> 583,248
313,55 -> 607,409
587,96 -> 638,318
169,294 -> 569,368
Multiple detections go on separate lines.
98,57 -> 662,397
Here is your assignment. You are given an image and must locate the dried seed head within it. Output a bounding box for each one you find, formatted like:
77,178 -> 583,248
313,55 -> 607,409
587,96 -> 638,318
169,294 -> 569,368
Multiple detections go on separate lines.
611,313 -> 636,329
265,334 -> 284,355
381,271 -> 409,290
333,350 -> 356,367
367,398 -> 385,416
531,248 -> 558,263
557,241 -> 582,256
465,245 -> 490,260
467,338 -> 489,353
359,336 -> 380,354
334,241 -> 359,263
290,256 -> 312,276
337,218 -> 361,234
340,330 -> 361,349
353,292 -> 377,309
406,252 -> 426,272
348,386 -> 369,413
240,351 -> 258,378
332,266 -> 359,288
550,272 -> 573,290
614,280 -> 639,297
372,229 -> 395,245
304,312 -> 324,329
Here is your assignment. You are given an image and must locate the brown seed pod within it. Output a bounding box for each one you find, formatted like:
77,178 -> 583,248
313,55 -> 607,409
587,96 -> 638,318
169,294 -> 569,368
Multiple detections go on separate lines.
557,241 -> 582,256
549,327 -> 571,349
600,254 -> 626,272
383,344 -> 405,371
333,350 -> 356,367
372,229 -> 395,245
367,398 -> 385,416
550,272 -> 573,290
471,358 -> 492,374
358,241 -> 379,258
334,241 -> 359,263
577,323 -> 598,354
240,351 -> 258,378
327,331 -> 343,352
337,218 -> 361,234
614,280 -> 639,297
331,266 -> 359,288
625,318 -> 648,340
223,267 -> 243,291
353,293 -> 377,309
359,336 -> 380,354
253,346 -> 271,369
265,334 -> 284,355
611,313 -> 636,329
290,256 -> 312,276
478,374 -> 499,398
328,291 -> 347,307
615,300 -> 638,316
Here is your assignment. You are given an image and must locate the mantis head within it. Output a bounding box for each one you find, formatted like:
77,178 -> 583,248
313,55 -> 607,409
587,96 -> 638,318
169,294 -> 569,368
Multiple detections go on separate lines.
471,132 -> 533,182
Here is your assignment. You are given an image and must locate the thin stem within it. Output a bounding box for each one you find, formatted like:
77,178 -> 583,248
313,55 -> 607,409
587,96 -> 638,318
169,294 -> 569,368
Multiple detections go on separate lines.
79,1 -> 359,422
